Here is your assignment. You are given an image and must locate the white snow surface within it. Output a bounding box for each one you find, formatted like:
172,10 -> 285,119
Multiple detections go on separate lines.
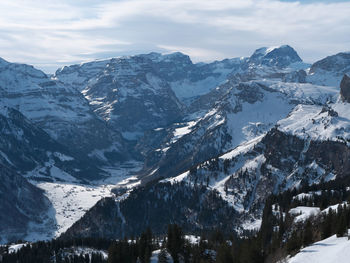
288,203 -> 348,223
34,182 -> 114,238
287,234 -> 350,263
241,219 -> 262,231
278,101 -> 350,141
25,162 -> 142,241
8,243 -> 27,253
289,207 -> 321,222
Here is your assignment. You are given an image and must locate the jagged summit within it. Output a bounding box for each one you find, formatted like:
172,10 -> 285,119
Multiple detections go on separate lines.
249,44 -> 302,67
138,51 -> 192,64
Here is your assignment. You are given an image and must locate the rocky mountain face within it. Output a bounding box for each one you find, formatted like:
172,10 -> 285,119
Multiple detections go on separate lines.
340,74 -> 350,102
0,106 -> 106,182
0,163 -> 54,243
54,52 -> 243,141
0,58 -> 128,163
308,52 -> 350,86
138,68 -> 336,182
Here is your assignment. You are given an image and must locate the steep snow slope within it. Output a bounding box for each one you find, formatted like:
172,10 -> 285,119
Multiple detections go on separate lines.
278,101 -> 350,142
287,234 -> 350,263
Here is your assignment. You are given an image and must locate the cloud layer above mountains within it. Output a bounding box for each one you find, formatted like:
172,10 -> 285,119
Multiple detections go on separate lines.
0,0 -> 349,72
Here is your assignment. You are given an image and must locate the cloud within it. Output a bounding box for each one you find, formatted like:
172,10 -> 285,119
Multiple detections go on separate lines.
0,0 -> 349,73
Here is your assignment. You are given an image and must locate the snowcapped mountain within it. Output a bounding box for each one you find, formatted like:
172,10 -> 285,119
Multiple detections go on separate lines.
54,52 -> 243,141
137,46 -> 335,182
247,45 -> 302,68
2,44 -> 350,244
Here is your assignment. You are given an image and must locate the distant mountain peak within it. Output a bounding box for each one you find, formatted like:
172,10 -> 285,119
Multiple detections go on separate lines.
249,45 -> 302,67
138,51 -> 192,65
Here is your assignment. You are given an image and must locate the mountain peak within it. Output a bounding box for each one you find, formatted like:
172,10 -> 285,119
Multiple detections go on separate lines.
140,51 -> 192,65
249,45 -> 302,67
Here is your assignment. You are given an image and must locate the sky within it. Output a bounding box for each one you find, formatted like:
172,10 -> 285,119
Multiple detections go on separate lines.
0,0 -> 349,73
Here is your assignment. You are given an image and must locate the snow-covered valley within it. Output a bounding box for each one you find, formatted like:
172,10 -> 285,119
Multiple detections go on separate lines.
23,162 -> 142,241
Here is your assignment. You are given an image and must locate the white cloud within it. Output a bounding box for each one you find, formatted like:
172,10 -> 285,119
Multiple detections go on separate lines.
0,0 -> 349,73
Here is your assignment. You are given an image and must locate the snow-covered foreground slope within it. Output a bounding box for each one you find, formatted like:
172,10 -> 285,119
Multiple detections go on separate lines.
287,234 -> 350,263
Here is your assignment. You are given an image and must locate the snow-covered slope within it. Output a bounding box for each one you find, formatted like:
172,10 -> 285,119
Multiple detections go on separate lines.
278,101 -> 350,142
287,234 -> 350,263
26,161 -> 141,240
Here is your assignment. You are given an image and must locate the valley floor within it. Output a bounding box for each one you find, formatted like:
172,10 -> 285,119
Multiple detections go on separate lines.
25,162 -> 142,241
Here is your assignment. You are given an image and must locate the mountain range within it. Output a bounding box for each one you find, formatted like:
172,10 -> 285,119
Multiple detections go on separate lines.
0,45 -> 350,243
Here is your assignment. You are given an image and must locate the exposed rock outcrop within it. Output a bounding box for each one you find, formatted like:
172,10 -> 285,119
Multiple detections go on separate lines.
340,74 -> 350,103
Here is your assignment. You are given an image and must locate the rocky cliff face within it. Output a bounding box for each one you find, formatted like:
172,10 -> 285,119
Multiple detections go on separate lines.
0,164 -> 54,243
0,58 -> 128,161
0,107 -> 104,181
308,52 -> 350,86
54,52 -> 243,141
340,74 -> 350,102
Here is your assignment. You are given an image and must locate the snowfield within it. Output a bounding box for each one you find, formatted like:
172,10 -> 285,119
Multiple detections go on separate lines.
287,234 -> 350,263
278,101 -> 350,142
25,162 -> 142,241
289,207 -> 320,223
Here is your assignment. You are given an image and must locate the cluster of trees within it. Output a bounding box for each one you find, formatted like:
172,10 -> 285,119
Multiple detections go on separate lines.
1,238 -> 109,263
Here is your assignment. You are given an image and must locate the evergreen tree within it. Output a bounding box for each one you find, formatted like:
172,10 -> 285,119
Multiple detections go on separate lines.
158,248 -> 169,263
166,224 -> 184,263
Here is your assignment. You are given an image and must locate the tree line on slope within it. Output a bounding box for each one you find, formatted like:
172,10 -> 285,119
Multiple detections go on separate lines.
3,176 -> 350,263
